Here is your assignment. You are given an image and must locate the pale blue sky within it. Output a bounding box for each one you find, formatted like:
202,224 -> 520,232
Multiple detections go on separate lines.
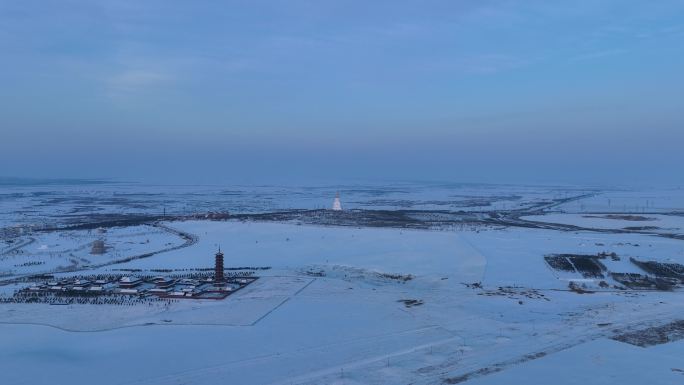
1,1 -> 683,184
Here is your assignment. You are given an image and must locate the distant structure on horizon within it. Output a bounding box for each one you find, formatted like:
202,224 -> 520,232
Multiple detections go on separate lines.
332,192 -> 342,211
215,248 -> 224,282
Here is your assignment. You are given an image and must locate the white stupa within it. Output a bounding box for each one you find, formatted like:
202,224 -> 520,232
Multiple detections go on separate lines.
332,192 -> 342,211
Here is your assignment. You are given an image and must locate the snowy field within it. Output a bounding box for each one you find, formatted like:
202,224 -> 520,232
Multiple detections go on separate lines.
122,221 -> 487,280
0,180 -> 589,228
1,183 -> 684,384
2,220 -> 684,384
522,213 -> 684,233
553,189 -> 684,214
468,338 -> 684,385
0,225 -> 184,277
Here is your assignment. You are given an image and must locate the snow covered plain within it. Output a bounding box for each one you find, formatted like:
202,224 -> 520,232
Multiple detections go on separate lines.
553,188 -> 684,214
0,180 -> 585,227
0,225 -> 184,278
467,338 -> 684,385
522,213 -> 684,233
2,184 -> 684,384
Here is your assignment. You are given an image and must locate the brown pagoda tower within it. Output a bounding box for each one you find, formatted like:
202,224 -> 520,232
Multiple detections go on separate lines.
215,248 -> 224,282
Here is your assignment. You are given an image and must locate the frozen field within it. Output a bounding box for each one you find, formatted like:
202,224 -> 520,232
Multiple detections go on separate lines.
0,225 -> 184,277
468,338 -> 684,385
122,221 -> 487,280
553,189 -> 684,214
1,183 -> 684,384
522,213 -> 684,233
0,180 -> 587,228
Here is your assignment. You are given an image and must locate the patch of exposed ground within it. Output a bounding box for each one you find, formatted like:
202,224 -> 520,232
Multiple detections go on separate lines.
613,320 -> 684,347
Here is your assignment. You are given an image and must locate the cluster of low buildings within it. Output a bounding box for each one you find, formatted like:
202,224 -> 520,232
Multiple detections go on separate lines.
20,249 -> 258,301
25,274 -> 256,300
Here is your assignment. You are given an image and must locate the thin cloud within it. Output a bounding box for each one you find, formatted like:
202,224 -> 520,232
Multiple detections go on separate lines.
461,53 -> 532,74
571,49 -> 628,62
107,69 -> 170,94
419,53 -> 533,75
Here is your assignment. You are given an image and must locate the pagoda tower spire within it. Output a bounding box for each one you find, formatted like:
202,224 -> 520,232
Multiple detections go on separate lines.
332,192 -> 342,211
215,248 -> 224,282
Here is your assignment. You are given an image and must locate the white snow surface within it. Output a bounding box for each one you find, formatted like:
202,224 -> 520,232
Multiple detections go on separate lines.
522,213 -> 684,233
2,183 -> 684,385
468,338 -> 684,385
